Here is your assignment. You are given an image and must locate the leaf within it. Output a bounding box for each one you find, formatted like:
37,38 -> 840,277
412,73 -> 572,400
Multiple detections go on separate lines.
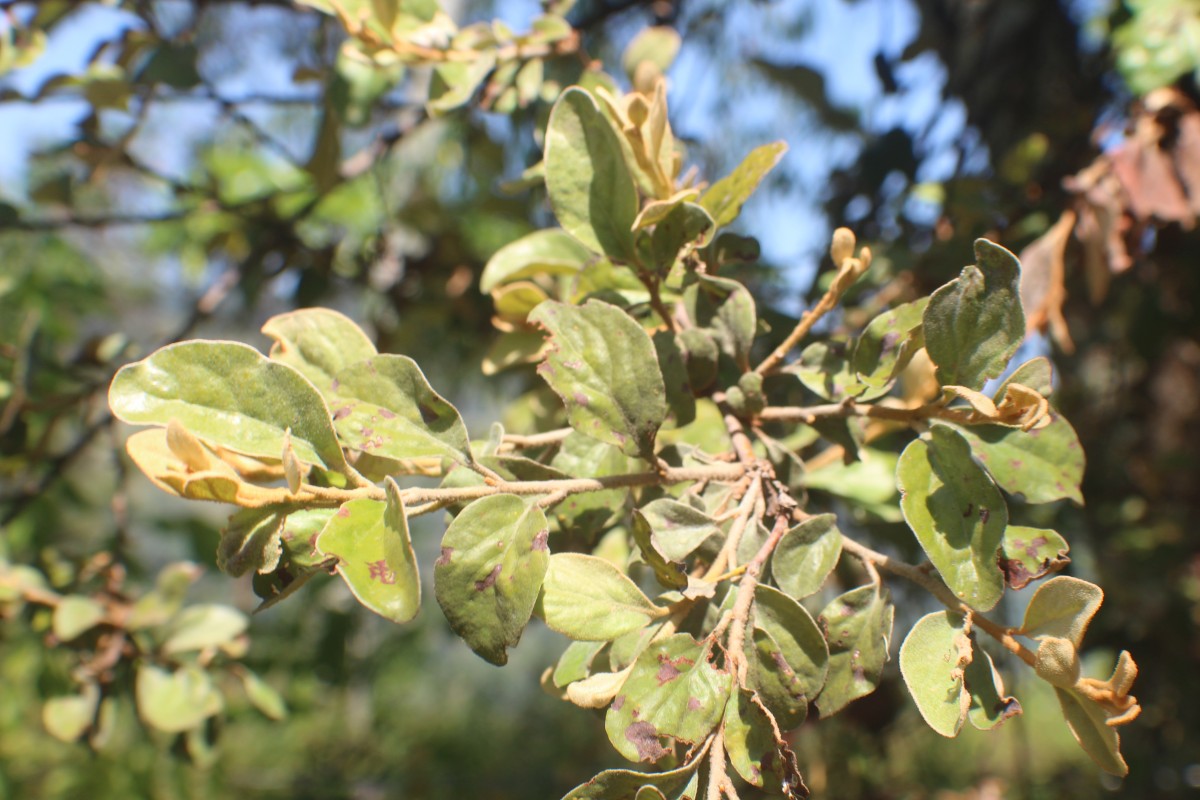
1020,575 -> 1103,647
540,553 -> 666,641
480,229 -> 595,293
723,689 -> 795,790
999,525 -> 1069,589
746,585 -> 829,730
816,583 -> 895,718
699,142 -> 788,228
566,664 -> 635,709
637,498 -> 720,562
135,664 -> 223,734
43,684 -> 99,742
544,88 -> 639,260
316,478 -> 420,623
1054,687 -> 1129,776
427,51 -> 496,114
553,640 -> 608,688
898,611 -> 972,737
261,308 -> 377,397
605,634 -> 730,763
652,330 -> 696,427
550,432 -> 636,536
801,448 -> 900,520
530,299 -> 666,459
330,354 -> 474,466
280,508 -> 338,569
239,668 -> 288,721
52,596 -> 106,641
965,643 -> 1021,730
218,508 -> 286,577
923,239 -> 1025,390
770,513 -> 842,600
947,413 -> 1085,505
649,202 -> 714,273
621,26 -> 682,83
682,275 -> 757,370
434,494 -> 550,665
994,356 -> 1054,399
630,510 -> 687,590
560,761 -> 699,800
852,297 -> 928,388
161,604 -> 248,655
787,339 -> 869,401
897,425 -> 1008,611
109,341 -> 351,477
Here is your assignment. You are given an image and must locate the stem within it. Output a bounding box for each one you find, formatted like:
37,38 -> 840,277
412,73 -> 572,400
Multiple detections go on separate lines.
839,535 -> 1037,667
721,514 -> 791,685
759,400 -> 974,426
498,428 -> 572,450
754,286 -> 844,376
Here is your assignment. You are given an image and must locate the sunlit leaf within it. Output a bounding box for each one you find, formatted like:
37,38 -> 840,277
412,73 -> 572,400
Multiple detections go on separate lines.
852,297 -> 928,388
540,553 -> 666,641
923,239 -> 1025,390
746,585 -> 828,729
898,611 -> 971,737
261,308 -> 377,396
816,583 -> 894,718
135,664 -> 223,733
43,684 -> 99,742
560,760 -> 699,800
1054,687 -> 1128,776
1020,575 -> 1102,647
948,413 -> 1085,505
770,513 -> 842,600
699,142 -> 787,228
239,668 -> 288,721
161,604 -> 248,655
682,275 -> 757,371
605,634 -> 729,763
480,229 -> 594,293
965,643 -> 1021,730
434,494 -> 550,665
897,425 -> 1007,611
636,498 -> 719,562
530,299 -> 666,459
999,525 -> 1069,589
52,595 -> 106,641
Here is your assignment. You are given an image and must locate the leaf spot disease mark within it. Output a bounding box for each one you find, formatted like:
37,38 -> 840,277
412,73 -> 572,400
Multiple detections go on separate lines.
611,695 -> 624,711
687,696 -> 701,711
332,406 -> 353,421
435,547 -> 454,566
475,564 -> 502,591
532,529 -> 549,551
378,408 -> 396,420
366,559 -> 396,584
336,506 -> 352,518
962,503 -> 974,518
624,721 -> 668,762
979,507 -> 990,524
418,403 -> 439,424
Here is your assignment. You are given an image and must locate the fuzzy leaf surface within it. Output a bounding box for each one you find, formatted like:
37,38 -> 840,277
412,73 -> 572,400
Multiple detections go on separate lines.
531,299 -> 666,458
899,611 -> 971,737
897,425 -> 1007,610
770,513 -> 842,600
1000,525 -> 1070,589
1020,575 -> 1102,646
816,583 -> 895,717
261,308 -> 377,397
434,494 -> 550,665
699,141 -> 788,227
541,554 -> 665,641
480,229 -> 594,293
948,413 -> 1085,505
923,239 -> 1025,390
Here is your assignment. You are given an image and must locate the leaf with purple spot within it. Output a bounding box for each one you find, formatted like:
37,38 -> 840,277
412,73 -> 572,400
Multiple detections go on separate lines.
434,494 -> 550,665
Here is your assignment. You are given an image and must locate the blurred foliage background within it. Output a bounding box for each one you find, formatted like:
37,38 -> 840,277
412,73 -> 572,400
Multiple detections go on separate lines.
0,0 -> 1197,797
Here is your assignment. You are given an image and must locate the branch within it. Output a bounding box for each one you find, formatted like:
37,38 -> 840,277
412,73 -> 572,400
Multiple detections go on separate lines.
759,400 -> 972,426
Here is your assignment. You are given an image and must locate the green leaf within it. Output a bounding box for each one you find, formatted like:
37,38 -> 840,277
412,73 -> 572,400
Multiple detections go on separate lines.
815,583 -> 895,718
52,596 -> 106,641
109,341 -> 351,476
788,339 -> 870,401
1020,575 -> 1102,647
541,553 -> 666,641
994,356 -> 1054,399
621,26 -> 682,83
1000,525 -> 1069,589
550,432 -> 635,536
135,664 -> 223,733
161,604 -> 248,655
699,142 -> 788,228
427,51 -> 496,114
636,498 -> 719,562
330,354 -> 474,466
965,643 -> 1021,730
239,668 -> 288,721
261,308 -> 377,397
682,275 -> 757,370
605,634 -> 729,763
544,88 -> 638,260
723,688 -> 798,790
316,478 -> 420,623
630,510 -> 687,590
650,202 -> 714,273
746,585 -> 829,729
43,684 -> 99,742
530,299 -> 666,458
218,508 -> 286,578
801,448 -> 900,520
947,413 -> 1085,505
553,640 -> 607,688
126,562 -> 202,630
434,494 -> 550,665
897,425 -> 1008,611
923,239 -> 1025,390
1054,687 -> 1128,776
770,513 -> 842,600
652,330 -> 696,427
280,508 -> 338,569
480,229 -> 594,293
560,760 -> 698,800
852,297 -> 928,388
898,611 -> 971,737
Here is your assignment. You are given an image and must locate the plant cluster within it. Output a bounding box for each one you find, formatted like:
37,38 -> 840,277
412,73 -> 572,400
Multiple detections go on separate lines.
98,71 -> 1140,799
